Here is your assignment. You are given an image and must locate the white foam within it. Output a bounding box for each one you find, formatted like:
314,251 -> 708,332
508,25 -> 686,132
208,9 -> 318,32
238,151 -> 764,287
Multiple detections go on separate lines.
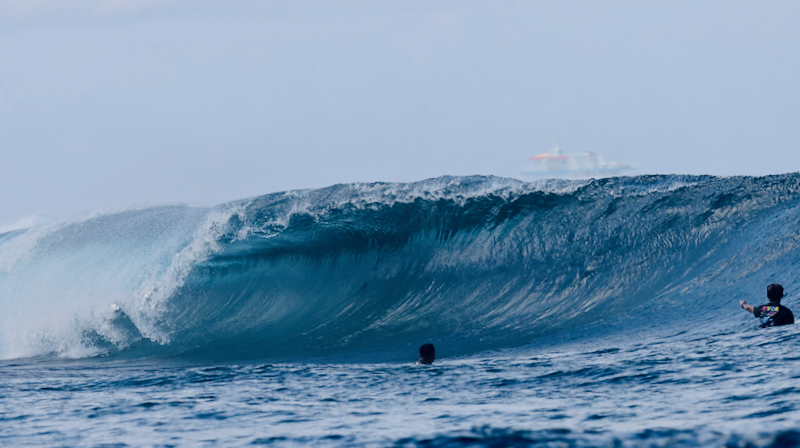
126,203 -> 250,344
0,203 -> 247,360
232,176 -> 589,241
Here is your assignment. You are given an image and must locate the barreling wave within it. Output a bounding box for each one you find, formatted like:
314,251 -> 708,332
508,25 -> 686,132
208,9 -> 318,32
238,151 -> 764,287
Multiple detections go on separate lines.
2,174 -> 800,362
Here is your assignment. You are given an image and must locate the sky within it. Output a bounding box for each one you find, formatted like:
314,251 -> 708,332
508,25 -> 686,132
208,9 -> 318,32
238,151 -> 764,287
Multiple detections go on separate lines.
1,0 -> 799,228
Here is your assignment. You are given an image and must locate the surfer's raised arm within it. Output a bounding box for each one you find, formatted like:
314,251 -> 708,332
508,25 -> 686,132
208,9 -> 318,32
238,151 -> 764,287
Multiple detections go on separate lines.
739,300 -> 754,313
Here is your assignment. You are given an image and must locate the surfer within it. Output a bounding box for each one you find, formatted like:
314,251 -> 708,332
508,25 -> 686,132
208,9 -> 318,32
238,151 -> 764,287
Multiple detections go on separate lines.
417,343 -> 435,364
740,283 -> 795,328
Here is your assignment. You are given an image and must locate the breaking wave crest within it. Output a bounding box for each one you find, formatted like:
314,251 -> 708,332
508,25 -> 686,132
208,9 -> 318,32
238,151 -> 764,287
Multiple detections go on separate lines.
2,174 -> 800,362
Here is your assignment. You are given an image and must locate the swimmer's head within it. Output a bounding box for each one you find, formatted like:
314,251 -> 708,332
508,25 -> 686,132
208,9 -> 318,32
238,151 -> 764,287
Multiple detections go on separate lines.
418,343 -> 435,365
768,283 -> 784,302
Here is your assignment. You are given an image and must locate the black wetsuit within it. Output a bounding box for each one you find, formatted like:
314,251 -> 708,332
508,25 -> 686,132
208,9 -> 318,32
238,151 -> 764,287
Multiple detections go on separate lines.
753,302 -> 795,328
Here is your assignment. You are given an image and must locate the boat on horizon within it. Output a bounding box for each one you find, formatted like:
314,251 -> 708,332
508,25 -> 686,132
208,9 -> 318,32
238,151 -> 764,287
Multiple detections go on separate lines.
521,141 -> 634,179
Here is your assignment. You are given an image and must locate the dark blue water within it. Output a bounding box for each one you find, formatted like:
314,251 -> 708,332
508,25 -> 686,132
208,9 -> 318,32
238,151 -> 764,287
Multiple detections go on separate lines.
2,174 -> 800,446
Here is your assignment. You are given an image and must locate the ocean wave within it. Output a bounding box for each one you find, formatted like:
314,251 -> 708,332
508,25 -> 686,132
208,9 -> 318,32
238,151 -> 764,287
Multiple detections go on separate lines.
2,174 -> 800,361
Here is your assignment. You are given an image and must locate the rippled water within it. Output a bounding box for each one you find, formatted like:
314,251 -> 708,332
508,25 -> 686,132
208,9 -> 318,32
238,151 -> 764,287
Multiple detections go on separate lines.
4,323 -> 800,447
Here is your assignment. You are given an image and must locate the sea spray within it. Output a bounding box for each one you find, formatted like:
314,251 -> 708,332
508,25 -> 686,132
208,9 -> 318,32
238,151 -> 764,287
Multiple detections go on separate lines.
0,204 -> 248,359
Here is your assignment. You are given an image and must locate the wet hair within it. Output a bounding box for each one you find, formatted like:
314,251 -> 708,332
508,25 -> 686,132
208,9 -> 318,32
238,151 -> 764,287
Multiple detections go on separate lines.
418,343 -> 435,364
767,283 -> 784,302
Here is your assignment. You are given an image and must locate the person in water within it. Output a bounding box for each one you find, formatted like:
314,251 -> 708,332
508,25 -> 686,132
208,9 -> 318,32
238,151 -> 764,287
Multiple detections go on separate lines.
740,283 -> 795,327
417,343 -> 435,364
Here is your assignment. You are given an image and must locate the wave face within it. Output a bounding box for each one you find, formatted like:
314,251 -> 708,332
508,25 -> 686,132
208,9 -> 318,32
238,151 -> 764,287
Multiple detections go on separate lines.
2,174 -> 800,362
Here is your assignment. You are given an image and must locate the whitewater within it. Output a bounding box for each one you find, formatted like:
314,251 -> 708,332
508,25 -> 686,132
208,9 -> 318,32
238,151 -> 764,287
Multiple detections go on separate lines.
2,174 -> 800,447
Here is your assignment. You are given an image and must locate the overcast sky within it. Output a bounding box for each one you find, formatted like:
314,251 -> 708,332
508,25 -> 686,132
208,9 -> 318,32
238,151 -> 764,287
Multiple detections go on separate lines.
2,1 -> 799,228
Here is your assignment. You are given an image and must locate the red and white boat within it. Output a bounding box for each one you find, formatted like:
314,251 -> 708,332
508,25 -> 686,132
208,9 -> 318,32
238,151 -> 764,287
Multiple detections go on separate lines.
521,141 -> 633,179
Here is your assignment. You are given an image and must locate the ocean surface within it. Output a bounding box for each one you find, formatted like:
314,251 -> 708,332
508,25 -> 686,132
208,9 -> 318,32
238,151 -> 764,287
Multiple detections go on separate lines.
2,174 -> 800,447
